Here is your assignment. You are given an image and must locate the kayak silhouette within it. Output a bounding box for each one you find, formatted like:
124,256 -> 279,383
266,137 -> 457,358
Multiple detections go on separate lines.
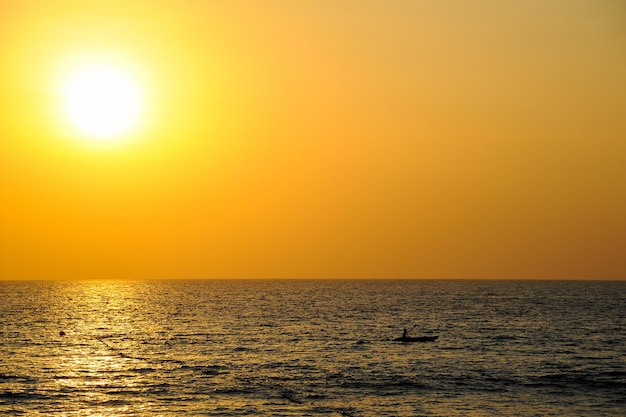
392,335 -> 438,343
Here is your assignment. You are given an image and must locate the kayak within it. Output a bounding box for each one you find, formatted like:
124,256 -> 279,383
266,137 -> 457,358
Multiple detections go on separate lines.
393,335 -> 439,343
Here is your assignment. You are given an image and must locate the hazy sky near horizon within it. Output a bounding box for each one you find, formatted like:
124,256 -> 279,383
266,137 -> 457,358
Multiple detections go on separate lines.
1,1 -> 625,279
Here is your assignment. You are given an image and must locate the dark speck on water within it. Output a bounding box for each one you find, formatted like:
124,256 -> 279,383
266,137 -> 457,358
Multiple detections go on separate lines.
1,279 -> 625,416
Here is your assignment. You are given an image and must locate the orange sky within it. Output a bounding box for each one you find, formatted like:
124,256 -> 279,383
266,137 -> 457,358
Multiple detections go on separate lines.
1,0 -> 625,279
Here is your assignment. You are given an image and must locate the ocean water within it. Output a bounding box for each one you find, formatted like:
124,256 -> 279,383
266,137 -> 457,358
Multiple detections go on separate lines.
1,279 -> 624,416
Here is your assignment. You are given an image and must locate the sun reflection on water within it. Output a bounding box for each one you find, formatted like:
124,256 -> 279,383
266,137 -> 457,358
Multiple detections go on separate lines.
46,281 -> 155,414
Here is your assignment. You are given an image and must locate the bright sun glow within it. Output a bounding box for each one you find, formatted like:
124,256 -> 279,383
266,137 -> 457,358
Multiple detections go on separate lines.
61,63 -> 143,141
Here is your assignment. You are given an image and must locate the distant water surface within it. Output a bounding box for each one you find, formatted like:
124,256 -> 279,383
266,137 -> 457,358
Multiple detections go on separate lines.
1,279 -> 625,416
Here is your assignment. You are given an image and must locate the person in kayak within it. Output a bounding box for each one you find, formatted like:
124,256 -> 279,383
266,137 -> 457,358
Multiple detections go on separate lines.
402,328 -> 408,341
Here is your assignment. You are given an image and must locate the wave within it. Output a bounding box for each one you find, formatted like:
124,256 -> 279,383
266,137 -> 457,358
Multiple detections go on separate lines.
0,391 -> 47,401
525,371 -> 626,391
338,377 -> 429,392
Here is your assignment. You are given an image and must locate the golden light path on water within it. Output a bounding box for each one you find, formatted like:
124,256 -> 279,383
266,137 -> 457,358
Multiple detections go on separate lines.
50,282 -> 148,415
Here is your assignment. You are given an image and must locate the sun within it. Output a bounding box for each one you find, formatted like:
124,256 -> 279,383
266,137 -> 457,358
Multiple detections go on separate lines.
60,62 -> 143,141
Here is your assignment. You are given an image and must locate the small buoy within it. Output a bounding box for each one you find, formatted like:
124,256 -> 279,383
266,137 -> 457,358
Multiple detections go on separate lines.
59,331 -> 66,336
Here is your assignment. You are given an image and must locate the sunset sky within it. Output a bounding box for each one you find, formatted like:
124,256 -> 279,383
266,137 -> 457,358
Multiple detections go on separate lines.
1,1 -> 625,280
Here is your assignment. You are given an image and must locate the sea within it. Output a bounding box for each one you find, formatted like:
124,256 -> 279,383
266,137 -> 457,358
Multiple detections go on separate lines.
0,279 -> 624,416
